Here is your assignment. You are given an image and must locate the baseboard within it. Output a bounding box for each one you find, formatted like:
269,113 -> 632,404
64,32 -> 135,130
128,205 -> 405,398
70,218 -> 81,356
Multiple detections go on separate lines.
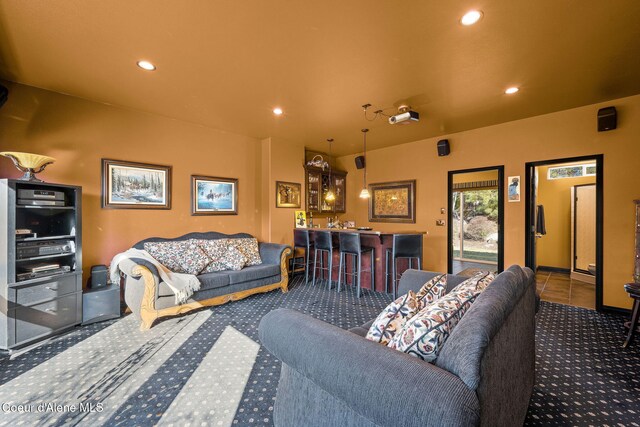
601,305 -> 631,316
537,266 -> 570,274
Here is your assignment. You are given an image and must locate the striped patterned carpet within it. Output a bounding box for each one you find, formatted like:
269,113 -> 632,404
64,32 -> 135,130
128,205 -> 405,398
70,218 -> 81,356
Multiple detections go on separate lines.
0,274 -> 638,426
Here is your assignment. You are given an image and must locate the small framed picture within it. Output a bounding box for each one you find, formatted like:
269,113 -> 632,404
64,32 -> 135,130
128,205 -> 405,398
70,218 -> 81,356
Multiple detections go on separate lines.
508,176 -> 521,202
191,175 -> 238,215
276,181 -> 302,208
102,159 -> 172,209
294,210 -> 307,228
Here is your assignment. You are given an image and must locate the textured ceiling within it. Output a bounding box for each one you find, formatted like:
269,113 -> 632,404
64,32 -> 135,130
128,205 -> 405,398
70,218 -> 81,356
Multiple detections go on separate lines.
0,1 -> 639,155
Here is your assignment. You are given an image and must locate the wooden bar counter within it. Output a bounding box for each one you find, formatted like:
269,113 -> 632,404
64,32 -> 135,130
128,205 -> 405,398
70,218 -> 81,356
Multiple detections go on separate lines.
298,228 -> 425,293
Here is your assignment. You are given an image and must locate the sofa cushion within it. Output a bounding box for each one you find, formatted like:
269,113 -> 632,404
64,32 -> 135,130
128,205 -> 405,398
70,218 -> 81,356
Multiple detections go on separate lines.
144,240 -> 211,274
416,273 -> 447,304
366,290 -> 421,345
388,272 -> 495,361
227,264 -> 280,284
222,245 -> 247,271
230,238 -> 262,266
198,239 -> 230,272
195,271 -> 232,291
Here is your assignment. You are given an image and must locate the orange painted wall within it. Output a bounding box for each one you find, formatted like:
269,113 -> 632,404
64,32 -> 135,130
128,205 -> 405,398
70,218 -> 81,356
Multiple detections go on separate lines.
536,164 -> 596,269
260,137 -> 305,245
0,82 -> 263,278
338,94 -> 640,309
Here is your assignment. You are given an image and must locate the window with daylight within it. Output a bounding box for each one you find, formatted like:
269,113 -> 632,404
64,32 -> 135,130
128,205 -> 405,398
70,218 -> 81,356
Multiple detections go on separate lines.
547,164 -> 596,180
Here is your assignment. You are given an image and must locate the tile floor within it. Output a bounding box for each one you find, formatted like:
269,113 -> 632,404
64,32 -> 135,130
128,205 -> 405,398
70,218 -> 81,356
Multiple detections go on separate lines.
536,270 -> 595,309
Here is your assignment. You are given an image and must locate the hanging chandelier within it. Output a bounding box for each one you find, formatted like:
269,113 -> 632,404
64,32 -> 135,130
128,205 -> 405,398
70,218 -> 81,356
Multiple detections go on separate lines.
325,138 -> 336,202
359,129 -> 370,199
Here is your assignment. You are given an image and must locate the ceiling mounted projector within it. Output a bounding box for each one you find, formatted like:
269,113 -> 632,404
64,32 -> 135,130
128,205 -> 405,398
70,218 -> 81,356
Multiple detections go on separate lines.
388,106 -> 419,125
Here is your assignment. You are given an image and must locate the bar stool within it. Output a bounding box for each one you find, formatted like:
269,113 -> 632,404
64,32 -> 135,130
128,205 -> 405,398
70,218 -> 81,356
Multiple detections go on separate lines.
337,232 -> 375,298
623,282 -> 640,348
385,234 -> 423,299
291,229 -> 314,285
312,231 -> 338,289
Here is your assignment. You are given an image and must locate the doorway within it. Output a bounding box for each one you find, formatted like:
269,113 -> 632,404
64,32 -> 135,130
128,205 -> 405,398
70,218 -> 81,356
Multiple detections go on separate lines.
448,166 -> 504,275
525,155 -> 603,311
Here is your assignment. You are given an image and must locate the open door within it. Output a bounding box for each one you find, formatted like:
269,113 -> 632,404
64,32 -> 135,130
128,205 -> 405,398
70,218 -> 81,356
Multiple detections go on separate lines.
525,155 -> 604,311
448,166 -> 504,275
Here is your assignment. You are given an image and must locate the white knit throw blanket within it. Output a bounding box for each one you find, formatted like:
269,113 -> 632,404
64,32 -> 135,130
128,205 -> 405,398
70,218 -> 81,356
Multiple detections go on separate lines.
110,248 -> 201,305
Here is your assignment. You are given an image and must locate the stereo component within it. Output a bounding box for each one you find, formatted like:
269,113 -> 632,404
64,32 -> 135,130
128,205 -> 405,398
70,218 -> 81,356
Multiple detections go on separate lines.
17,265 -> 71,282
18,189 -> 65,201
355,156 -> 365,169
17,240 -> 74,259
17,199 -> 65,206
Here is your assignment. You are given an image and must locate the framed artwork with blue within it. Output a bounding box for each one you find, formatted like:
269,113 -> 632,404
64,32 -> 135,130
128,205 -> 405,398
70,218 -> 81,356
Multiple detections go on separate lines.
102,159 -> 172,209
191,175 -> 238,215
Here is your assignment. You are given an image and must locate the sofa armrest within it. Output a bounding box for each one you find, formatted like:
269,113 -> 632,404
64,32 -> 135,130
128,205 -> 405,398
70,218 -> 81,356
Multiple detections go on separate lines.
259,308 -> 480,427
119,257 -> 161,283
259,242 -> 291,265
119,257 -> 162,330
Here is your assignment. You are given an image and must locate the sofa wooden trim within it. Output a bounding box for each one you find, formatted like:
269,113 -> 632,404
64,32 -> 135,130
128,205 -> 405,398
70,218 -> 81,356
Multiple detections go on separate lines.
133,247 -> 292,330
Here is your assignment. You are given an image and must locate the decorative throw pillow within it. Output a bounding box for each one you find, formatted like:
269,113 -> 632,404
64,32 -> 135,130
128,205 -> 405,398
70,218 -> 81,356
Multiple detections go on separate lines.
230,238 -> 262,266
416,274 -> 447,305
144,241 -> 188,273
387,272 -> 495,361
366,290 -> 421,345
198,239 -> 231,272
144,240 -> 211,275
221,244 -> 247,271
175,239 -> 211,275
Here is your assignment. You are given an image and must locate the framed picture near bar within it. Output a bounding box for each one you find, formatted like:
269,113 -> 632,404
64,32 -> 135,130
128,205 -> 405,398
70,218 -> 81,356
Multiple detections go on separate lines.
102,159 -> 171,209
191,175 -> 238,215
369,180 -> 416,223
276,181 -> 302,208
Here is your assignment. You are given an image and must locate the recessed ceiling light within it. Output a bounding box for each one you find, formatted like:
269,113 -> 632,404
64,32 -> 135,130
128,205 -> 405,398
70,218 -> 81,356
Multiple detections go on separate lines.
273,107 -> 283,116
460,10 -> 483,26
136,60 -> 156,71
505,87 -> 520,94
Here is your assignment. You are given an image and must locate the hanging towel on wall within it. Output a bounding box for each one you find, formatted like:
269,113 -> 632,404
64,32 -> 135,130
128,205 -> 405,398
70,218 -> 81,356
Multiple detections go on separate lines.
536,205 -> 547,235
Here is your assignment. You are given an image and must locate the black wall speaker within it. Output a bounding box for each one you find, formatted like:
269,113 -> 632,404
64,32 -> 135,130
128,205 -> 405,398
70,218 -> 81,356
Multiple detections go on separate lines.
437,139 -> 450,156
0,84 -> 8,108
90,265 -> 109,289
355,155 -> 365,169
597,106 -> 617,132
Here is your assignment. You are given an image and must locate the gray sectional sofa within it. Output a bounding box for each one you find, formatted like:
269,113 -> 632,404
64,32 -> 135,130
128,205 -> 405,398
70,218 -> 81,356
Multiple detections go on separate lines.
259,265 -> 537,427
120,232 -> 291,330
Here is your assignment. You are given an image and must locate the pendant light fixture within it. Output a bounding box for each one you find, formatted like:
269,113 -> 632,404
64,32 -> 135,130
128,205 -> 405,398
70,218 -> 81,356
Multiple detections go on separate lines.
359,129 -> 370,199
325,138 -> 336,202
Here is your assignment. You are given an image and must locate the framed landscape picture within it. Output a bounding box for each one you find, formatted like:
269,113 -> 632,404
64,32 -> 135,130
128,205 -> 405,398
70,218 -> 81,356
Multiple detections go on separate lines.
276,181 -> 302,208
369,180 -> 416,223
102,159 -> 171,209
191,175 -> 238,215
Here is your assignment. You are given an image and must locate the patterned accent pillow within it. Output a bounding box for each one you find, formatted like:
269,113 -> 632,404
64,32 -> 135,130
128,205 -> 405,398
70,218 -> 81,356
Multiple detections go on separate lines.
143,240 -> 211,275
387,272 -> 495,361
416,274 -> 447,305
198,239 -> 231,272
143,241 -> 188,273
175,240 -> 211,275
221,244 -> 247,271
229,238 -> 262,266
366,291 -> 421,345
